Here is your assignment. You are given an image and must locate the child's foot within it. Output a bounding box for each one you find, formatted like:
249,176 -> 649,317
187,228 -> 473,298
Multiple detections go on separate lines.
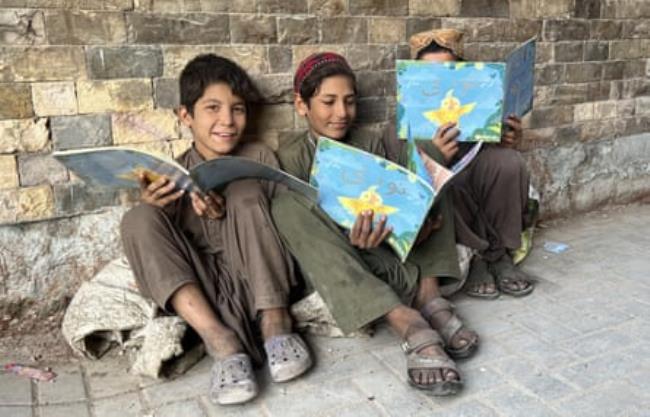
261,308 -> 312,383
489,254 -> 535,297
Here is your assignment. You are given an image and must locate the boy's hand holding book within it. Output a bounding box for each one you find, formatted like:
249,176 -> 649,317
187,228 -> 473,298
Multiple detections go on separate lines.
500,115 -> 522,149
190,191 -> 225,219
348,210 -> 393,249
432,122 -> 461,164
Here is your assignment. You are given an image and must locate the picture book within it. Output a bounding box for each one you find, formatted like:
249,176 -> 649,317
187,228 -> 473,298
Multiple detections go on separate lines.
396,38 -> 536,142
53,147 -> 318,200
310,135 -> 481,262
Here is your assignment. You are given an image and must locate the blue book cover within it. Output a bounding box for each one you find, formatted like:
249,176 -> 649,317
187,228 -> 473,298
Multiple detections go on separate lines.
310,137 -> 481,262
397,38 -> 536,142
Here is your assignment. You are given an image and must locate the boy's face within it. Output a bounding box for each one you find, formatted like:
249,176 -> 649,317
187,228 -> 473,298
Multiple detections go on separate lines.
179,82 -> 246,160
295,74 -> 356,141
419,50 -> 457,63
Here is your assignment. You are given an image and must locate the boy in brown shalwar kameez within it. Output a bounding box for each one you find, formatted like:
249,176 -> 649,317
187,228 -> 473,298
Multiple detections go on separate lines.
407,28 -> 535,299
120,54 -> 312,406
272,53 -> 480,396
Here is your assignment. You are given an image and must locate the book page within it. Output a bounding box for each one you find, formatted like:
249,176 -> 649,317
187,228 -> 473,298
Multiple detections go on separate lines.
53,147 -> 195,192
310,137 -> 434,262
397,60 -> 505,142
503,38 -> 536,118
190,157 -> 317,201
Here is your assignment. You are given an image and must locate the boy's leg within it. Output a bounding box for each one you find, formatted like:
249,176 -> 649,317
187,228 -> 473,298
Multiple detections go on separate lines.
120,204 -> 244,358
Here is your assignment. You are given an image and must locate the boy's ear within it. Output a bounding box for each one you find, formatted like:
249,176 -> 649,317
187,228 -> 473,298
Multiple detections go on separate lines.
177,106 -> 193,127
294,93 -> 309,117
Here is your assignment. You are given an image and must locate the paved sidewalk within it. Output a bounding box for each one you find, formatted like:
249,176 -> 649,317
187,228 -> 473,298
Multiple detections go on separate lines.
2,204 -> 649,417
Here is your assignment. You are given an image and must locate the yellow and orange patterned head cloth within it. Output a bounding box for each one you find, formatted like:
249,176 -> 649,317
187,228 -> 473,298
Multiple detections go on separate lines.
408,28 -> 465,59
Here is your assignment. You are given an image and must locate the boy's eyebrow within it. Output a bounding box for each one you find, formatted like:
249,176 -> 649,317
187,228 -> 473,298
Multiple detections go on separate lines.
201,98 -> 246,106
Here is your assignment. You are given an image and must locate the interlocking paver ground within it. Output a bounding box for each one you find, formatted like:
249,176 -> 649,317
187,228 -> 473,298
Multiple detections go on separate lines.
1,203 -> 649,416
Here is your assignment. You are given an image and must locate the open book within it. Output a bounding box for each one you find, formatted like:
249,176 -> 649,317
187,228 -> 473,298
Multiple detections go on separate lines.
53,147 -> 318,200
310,135 -> 481,262
397,38 -> 536,142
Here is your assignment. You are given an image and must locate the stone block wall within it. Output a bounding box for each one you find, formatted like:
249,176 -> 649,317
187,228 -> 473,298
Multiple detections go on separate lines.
1,0 -> 649,316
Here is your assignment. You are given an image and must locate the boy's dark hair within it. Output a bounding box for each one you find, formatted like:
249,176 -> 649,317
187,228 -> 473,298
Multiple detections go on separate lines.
416,41 -> 462,61
298,61 -> 357,106
179,54 -> 261,115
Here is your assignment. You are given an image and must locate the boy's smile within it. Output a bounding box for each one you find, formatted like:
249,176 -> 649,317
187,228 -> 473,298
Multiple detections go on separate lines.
179,82 -> 247,160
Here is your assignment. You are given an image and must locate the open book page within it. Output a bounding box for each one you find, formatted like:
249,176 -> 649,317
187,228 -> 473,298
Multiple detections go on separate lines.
191,157 -> 317,201
310,137 -> 434,262
504,38 -> 536,118
397,59 -> 505,142
53,147 -> 197,192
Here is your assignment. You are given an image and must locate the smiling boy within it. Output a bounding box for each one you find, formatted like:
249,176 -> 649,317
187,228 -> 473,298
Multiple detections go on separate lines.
120,54 -> 311,405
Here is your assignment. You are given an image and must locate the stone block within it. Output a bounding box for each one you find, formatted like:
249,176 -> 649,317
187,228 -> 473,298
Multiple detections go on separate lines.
345,44 -> 394,71
77,79 -> 153,113
256,74 -> 293,104
126,13 -> 229,44
170,138 -> 192,158
77,0 -> 134,10
553,83 -> 589,105
349,0 -> 408,15
250,104 -> 294,131
535,42 -> 553,64
574,0 -> 601,18
622,20 -> 650,38
584,42 -> 609,61
356,97 -> 386,123
230,15 -> 276,44
635,97 -> 650,115
589,20 -> 622,40
554,42 -> 584,62
535,64 -> 565,86
268,45 -> 292,73
53,182 -> 120,215
460,0 -> 509,17
449,18 -> 541,42
112,109 -> 178,145
124,140 -> 172,159
621,79 -> 650,99
31,81 -> 77,116
0,118 -> 49,153
565,63 -> 602,84
154,78 -> 179,109
0,406 -> 31,417
594,101 -> 617,119
308,0 -> 347,16
0,46 -> 85,82
51,114 -> 112,151
133,0 -> 201,12
0,83 -> 33,120
321,18 -> 367,44
277,17 -> 319,44
18,153 -> 69,187
586,81 -> 612,102
405,18 -> 441,39
0,155 -> 18,189
410,0 -> 460,16
574,102 -> 594,122
543,19 -> 590,41
478,43 -> 517,61
45,10 -> 126,44
530,105 -> 574,128
0,188 -> 18,223
609,40 -> 647,60
509,0 -> 536,18
163,45 -> 268,77
258,0 -> 307,13
93,393 -> 141,417
537,0 -> 572,16
624,60 -> 646,79
0,9 -> 45,44
533,85 -> 555,107
617,99 -> 636,117
602,61 -> 626,80
357,71 -> 395,97
368,17 -> 405,44
17,185 -> 54,222
38,403 -> 90,417
87,46 -> 163,79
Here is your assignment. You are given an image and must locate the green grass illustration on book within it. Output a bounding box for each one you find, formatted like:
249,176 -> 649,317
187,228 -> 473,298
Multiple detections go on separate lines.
53,147 -> 317,200
310,134 -> 481,262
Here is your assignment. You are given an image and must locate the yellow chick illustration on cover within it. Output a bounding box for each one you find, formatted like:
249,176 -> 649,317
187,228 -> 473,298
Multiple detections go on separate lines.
338,185 -> 398,217
423,89 -> 476,127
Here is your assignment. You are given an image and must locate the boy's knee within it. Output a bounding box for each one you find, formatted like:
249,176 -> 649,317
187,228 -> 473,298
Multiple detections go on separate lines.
120,204 -> 168,239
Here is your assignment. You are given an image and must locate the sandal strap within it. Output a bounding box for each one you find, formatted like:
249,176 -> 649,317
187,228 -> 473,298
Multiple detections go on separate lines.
419,297 -> 454,322
406,354 -> 459,372
401,327 -> 443,354
420,297 -> 464,345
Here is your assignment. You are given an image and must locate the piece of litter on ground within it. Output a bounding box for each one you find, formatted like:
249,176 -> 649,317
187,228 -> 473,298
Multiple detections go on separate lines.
3,363 -> 57,382
543,241 -> 570,254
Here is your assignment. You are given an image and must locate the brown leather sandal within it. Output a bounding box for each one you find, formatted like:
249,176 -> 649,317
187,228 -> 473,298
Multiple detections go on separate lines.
420,297 -> 479,359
